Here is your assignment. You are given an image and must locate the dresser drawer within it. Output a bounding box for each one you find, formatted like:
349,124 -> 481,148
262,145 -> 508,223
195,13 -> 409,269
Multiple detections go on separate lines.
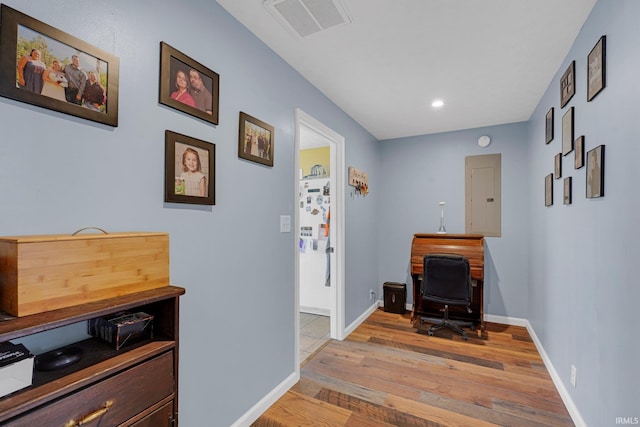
3,351 -> 174,427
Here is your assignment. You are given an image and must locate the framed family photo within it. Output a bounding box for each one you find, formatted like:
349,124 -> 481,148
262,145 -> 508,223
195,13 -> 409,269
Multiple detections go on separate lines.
165,130 -> 215,205
562,107 -> 574,156
545,173 -> 553,207
159,42 -> 220,125
238,111 -> 274,167
587,36 -> 606,102
0,4 -> 119,126
586,145 -> 605,199
563,177 -> 572,205
574,135 -> 585,169
554,153 -> 562,179
545,107 -> 554,144
560,60 -> 575,108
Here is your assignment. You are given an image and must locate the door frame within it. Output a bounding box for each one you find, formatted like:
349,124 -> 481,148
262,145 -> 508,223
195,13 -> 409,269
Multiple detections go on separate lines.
294,108 -> 346,369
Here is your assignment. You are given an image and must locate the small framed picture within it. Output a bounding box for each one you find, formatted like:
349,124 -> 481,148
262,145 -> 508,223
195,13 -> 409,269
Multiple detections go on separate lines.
165,130 -> 215,205
545,173 -> 553,207
554,153 -> 562,179
560,60 -> 575,108
587,36 -> 606,102
562,107 -> 574,156
545,107 -> 554,144
238,111 -> 275,167
159,42 -> 220,125
586,145 -> 605,199
574,135 -> 585,169
0,4 -> 119,126
563,177 -> 572,205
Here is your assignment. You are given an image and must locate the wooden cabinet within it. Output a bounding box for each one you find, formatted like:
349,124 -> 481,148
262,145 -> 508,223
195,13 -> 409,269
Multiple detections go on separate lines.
0,286 -> 184,427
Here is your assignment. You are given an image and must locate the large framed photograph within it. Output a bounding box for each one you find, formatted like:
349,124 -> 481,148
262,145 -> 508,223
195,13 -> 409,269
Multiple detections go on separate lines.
165,130 -> 215,205
560,60 -> 575,108
586,145 -> 605,199
159,42 -> 219,125
0,4 -> 119,126
238,111 -> 274,167
545,107 -> 554,144
587,36 -> 606,102
545,173 -> 553,207
562,107 -> 574,156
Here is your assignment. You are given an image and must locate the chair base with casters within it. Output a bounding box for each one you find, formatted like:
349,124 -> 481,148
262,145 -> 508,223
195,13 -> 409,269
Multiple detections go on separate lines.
420,304 -> 475,341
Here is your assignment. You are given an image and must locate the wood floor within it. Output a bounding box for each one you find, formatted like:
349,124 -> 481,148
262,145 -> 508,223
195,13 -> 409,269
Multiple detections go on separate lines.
253,308 -> 574,427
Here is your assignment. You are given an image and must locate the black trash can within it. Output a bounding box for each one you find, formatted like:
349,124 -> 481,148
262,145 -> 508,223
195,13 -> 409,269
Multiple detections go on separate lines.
383,282 -> 406,314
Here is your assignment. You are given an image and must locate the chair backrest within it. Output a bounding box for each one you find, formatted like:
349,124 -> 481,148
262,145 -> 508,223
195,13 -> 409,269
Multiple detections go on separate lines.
421,253 -> 472,305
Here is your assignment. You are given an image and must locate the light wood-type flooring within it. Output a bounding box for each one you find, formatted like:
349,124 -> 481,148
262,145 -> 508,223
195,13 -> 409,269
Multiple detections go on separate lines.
253,308 -> 574,426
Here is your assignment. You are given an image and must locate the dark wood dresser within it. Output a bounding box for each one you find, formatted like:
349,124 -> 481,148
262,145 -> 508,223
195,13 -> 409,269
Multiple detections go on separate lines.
410,234 -> 485,330
0,286 -> 184,426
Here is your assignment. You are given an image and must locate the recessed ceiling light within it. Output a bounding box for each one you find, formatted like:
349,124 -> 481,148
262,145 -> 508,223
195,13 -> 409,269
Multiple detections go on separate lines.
432,100 -> 444,108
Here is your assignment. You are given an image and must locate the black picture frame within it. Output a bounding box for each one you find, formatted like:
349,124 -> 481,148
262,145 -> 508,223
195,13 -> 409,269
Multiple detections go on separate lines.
560,60 -> 575,108
0,4 -> 119,126
238,111 -> 275,167
555,153 -> 562,179
574,135 -> 585,169
586,145 -> 605,199
562,107 -> 574,156
545,107 -> 554,144
159,42 -> 219,125
563,177 -> 572,205
545,173 -> 553,207
587,36 -> 606,102
165,130 -> 215,205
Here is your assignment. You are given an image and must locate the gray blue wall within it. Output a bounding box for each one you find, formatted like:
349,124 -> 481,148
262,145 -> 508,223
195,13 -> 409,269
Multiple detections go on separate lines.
0,1 -> 379,425
1,0 -> 638,425
378,123 -> 530,319
527,0 -> 639,425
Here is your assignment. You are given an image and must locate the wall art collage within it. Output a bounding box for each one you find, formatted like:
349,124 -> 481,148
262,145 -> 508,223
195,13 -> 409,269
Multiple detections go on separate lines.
0,4 -> 276,207
544,35 -> 606,207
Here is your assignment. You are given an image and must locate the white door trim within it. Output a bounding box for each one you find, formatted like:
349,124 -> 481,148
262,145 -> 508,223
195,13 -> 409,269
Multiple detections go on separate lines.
294,108 -> 346,370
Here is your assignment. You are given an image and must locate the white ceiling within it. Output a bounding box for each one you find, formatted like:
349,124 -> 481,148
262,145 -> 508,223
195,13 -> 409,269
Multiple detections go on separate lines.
217,0 -> 597,141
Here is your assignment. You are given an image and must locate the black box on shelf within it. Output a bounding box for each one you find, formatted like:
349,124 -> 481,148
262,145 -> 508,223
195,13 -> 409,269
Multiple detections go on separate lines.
88,312 -> 154,350
383,282 -> 406,314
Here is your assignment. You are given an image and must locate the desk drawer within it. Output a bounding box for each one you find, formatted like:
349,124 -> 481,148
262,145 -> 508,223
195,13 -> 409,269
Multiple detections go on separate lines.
3,351 -> 174,427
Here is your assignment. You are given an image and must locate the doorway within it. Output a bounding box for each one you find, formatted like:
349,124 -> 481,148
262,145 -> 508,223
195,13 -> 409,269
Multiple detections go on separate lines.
294,109 -> 345,368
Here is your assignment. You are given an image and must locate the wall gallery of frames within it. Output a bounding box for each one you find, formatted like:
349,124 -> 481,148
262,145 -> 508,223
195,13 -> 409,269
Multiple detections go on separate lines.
0,4 -> 275,208
544,35 -> 606,208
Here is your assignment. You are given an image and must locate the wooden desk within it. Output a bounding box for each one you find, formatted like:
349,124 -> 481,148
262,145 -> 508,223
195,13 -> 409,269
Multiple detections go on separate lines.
410,233 -> 485,329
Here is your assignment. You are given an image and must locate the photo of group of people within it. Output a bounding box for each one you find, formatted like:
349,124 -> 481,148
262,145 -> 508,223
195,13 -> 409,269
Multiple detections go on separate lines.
238,111 -> 274,167
16,25 -> 108,113
243,122 -> 272,161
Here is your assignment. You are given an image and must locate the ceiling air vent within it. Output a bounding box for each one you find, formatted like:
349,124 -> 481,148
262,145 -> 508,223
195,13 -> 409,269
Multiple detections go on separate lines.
264,0 -> 353,38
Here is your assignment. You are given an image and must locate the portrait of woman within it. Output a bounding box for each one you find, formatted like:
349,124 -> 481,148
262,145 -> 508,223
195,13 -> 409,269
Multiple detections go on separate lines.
41,59 -> 67,101
170,69 -> 195,108
17,48 -> 46,94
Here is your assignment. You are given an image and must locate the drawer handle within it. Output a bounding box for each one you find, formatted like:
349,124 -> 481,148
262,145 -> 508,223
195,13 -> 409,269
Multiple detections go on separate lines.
65,401 -> 113,427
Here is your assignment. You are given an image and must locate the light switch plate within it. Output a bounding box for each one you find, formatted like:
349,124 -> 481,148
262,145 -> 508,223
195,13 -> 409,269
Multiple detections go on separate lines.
280,215 -> 291,233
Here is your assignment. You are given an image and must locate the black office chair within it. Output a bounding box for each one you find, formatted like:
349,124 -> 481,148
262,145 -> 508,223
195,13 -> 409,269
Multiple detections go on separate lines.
420,253 -> 474,341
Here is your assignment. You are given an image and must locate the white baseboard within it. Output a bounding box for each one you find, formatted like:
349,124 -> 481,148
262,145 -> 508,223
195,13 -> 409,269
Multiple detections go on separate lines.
524,320 -> 586,427
230,371 -> 299,427
300,306 -> 330,316
344,300 -> 379,337
484,313 -> 527,327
